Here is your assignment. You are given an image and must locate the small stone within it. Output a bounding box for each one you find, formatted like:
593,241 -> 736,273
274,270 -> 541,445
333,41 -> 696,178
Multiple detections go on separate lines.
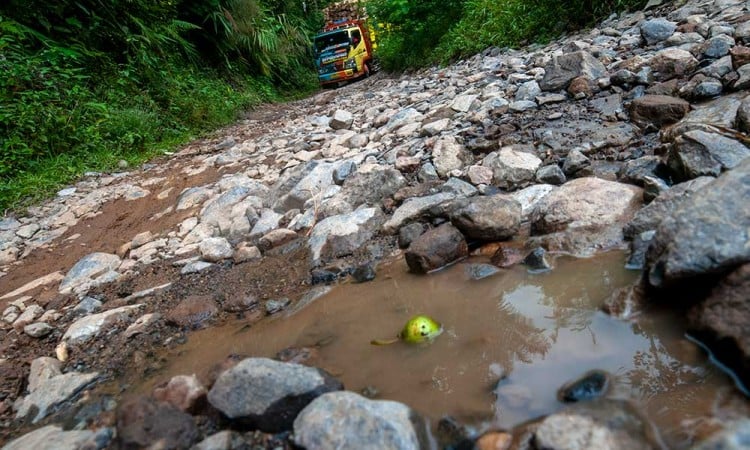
13,304 -> 44,331
536,165 -> 566,185
28,357 -> 62,393
398,223 -> 425,249
640,18 -> 677,45
153,374 -> 207,414
562,149 -> 591,176
130,231 -> 154,249
476,431 -> 513,450
523,247 -> 552,272
351,264 -> 376,283
233,243 -> 261,263
23,322 -> 54,338
329,109 -> 354,130
117,396 -> 199,449
199,237 -> 233,262
73,297 -> 103,316
405,224 -> 468,274
557,370 -> 611,403
265,298 -> 291,315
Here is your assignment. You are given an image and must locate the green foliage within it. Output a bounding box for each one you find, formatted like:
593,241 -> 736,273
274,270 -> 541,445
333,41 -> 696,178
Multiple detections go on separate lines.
368,0 -> 647,69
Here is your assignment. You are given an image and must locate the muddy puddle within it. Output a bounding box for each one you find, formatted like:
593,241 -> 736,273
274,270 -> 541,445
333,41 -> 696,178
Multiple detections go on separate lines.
136,251 -> 749,447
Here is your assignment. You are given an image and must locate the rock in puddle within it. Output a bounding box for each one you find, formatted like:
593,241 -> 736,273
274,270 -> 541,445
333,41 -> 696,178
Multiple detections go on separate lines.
405,224 -> 469,274
207,357 -> 343,432
351,263 -> 376,283
523,247 -> 552,273
557,370 -> 611,403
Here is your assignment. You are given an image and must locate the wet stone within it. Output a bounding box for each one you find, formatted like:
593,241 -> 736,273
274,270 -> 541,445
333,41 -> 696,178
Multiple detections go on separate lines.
491,245 -> 525,268
116,396 -> 199,449
398,222 -> 426,249
449,195 -> 522,241
464,263 -> 501,280
523,247 -> 552,273
153,374 -> 207,414
166,295 -> 218,329
405,224 -> 469,274
351,263 -> 376,283
557,370 -> 611,403
265,298 -> 291,315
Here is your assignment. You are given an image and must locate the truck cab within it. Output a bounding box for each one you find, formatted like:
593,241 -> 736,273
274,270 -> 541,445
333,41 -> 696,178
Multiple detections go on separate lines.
314,20 -> 375,87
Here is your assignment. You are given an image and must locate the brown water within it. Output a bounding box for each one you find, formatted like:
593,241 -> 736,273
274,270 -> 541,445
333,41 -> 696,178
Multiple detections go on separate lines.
141,252 -> 750,448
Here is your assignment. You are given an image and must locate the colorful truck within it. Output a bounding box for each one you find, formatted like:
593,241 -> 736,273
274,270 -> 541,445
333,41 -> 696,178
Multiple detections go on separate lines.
314,10 -> 377,87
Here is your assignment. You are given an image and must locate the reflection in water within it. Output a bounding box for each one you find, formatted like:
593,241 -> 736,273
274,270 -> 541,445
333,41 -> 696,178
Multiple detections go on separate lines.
137,252 -> 749,448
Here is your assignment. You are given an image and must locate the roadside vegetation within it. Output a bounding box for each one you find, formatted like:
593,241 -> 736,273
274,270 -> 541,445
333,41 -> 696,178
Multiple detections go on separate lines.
368,0 -> 648,71
0,0 -> 335,212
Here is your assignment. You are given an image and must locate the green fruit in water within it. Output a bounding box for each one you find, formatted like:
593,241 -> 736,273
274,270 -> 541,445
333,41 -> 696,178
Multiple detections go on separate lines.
399,315 -> 443,344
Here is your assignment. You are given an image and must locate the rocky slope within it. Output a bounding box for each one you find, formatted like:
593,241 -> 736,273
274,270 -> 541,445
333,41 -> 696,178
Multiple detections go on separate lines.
1,0 -> 750,448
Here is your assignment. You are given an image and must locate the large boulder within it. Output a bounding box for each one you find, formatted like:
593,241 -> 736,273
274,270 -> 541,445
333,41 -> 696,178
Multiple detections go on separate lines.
405,224 -> 468,274
449,195 -> 522,241
540,51 -> 607,91
293,391 -> 424,450
308,208 -> 382,266
668,130 -> 750,181
530,178 -> 643,255
646,158 -> 750,288
58,252 -> 121,295
688,264 -> 750,389
483,147 -> 542,190
207,358 -> 342,432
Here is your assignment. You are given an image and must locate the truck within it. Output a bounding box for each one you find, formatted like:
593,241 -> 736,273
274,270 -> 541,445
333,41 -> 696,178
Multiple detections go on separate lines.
314,1 -> 377,87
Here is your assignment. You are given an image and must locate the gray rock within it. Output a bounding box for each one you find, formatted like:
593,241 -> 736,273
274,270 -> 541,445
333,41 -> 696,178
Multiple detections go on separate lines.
199,187 -> 250,231
382,108 -> 424,133
516,80 -> 542,101
2,425 -> 110,450
464,263 -> 501,280
382,193 -> 455,234
692,419 -> 750,450
16,371 -> 99,423
646,158 -> 750,288
700,34 -> 735,59
12,304 -> 44,331
536,165 -> 567,185
73,296 -> 103,315
329,109 -> 354,130
24,322 -> 54,338
534,400 -> 655,450
524,247 -> 552,272
193,431 -> 246,450
663,95 -> 743,140
308,208 -> 382,266
0,217 -> 21,231
540,51 -> 607,91
28,357 -> 62,393
530,178 -> 643,255
276,161 -> 337,212
449,195 -> 521,241
640,18 -> 677,45
442,178 -> 478,197
432,136 -> 472,178
421,118 -> 451,136
668,130 -> 750,180
510,185 -> 557,219
624,177 -> 714,239
418,163 -> 440,182
333,161 -> 356,185
693,78 -> 723,98
398,223 -> 425,249
337,164 -> 406,208
563,149 -> 591,176
62,304 -> 143,345
557,370 -> 611,403
199,237 -> 234,262
181,261 -> 214,274
59,252 -> 121,295
483,147 -> 542,190
629,95 -> 690,129
738,95 -> 750,134
509,100 -> 538,112
293,391 -> 423,450
451,94 -> 479,113
249,209 -> 283,240
405,224 -> 468,274
16,223 -> 40,239
734,64 -> 750,90
207,358 -> 342,432
265,298 -> 291,315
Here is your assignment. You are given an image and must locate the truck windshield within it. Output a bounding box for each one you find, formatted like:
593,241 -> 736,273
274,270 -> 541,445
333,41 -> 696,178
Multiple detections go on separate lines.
314,30 -> 350,54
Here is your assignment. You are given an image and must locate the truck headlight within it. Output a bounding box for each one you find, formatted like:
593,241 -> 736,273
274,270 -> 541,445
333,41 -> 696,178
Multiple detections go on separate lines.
344,58 -> 357,70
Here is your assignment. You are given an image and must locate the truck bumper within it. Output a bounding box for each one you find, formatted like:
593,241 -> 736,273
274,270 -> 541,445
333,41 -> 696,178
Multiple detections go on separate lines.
319,69 -> 358,85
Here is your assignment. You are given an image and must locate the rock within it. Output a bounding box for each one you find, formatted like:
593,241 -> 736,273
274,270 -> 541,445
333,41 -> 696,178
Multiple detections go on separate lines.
293,391 -> 423,450
442,177 -> 478,197
523,247 -> 552,272
422,118 -> 451,136
649,48 -> 699,81
62,304 -> 143,345
308,208 -> 382,266
28,357 -> 62,393
510,184 -> 557,219
265,298 -> 291,315
536,165 -> 567,185
333,161 -> 356,185
0,271 -> 64,301
692,419 -> 750,450
688,264 -> 750,388
12,304 -> 44,331
337,164 -> 406,208
15,223 -> 40,239
449,195 -> 521,241
405,224 -> 468,274
73,296 -> 103,315
646,158 -> 750,289
199,237 -> 234,262
663,95 -> 742,140
59,252 -> 121,295
568,76 -> 594,99
700,34 -> 735,59
207,357 -> 342,432
669,130 -> 750,181
618,156 -> 666,187
557,370 -> 611,403
540,51 -> 607,92
130,231 -> 154,249
117,396 -> 199,449
330,109 -> 354,130
483,147 -> 542,190
464,263 -> 501,280
166,295 -> 218,329
24,322 -> 54,338
491,245 -> 525,268
468,165 -> 494,185
2,425 -> 110,450
475,431 -> 513,450
16,371 -> 99,423
516,80 -> 542,101
258,229 -> 298,251
451,94 -> 479,112
351,263 -> 376,283
233,243 -> 262,263
432,136 -> 472,178
623,177 -> 714,239
533,400 -> 656,450
193,431 -> 246,450
382,107 -> 424,133
176,187 -> 213,211
382,193 -> 455,234
181,261 -> 214,274
640,18 -> 676,45
249,209 -> 283,239
275,162 -> 336,211
562,149 -> 591,176
398,223 -> 425,249
731,46 -> 750,69
153,374 -> 207,413
629,95 -> 690,129
124,313 -> 161,338
739,96 -> 750,134
509,100 -> 538,112
530,178 -> 643,255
